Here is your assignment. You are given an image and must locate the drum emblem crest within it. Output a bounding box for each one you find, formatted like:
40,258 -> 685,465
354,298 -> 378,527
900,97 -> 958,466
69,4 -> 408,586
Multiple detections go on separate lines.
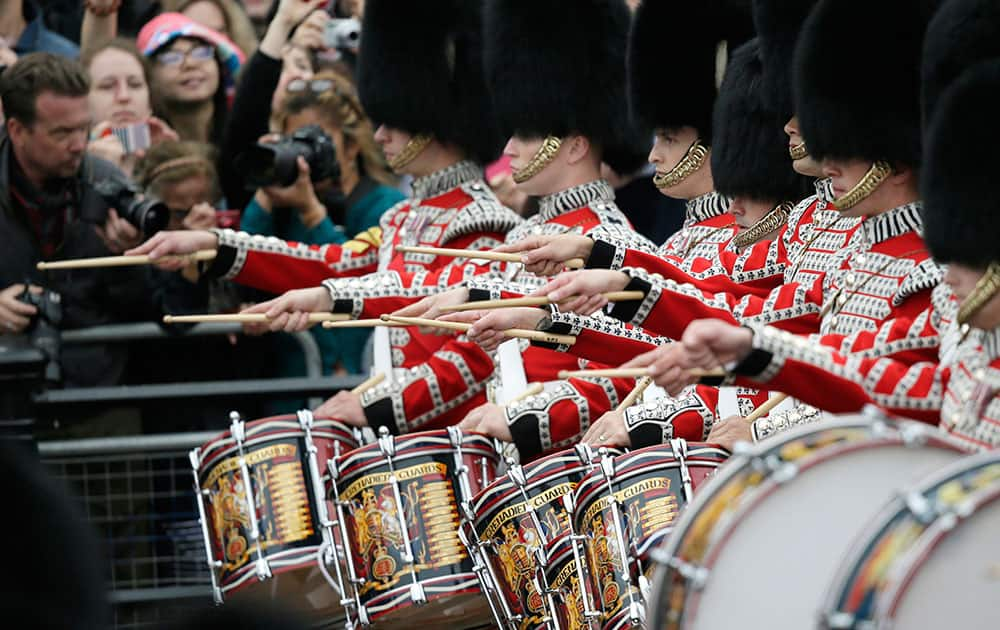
497,521 -> 545,613
212,475 -> 252,564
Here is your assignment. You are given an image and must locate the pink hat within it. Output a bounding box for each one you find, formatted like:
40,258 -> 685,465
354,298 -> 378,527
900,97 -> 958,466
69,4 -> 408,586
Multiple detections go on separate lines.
137,13 -> 245,93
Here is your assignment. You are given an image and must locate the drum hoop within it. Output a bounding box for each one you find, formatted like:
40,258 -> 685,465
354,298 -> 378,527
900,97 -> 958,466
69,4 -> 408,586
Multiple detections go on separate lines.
878,481 -> 1000,621
471,450 -> 599,516
648,420 -> 964,629
335,433 -> 498,479
219,543 -> 325,591
471,465 -> 589,527
198,424 -> 357,471
356,572 -> 482,622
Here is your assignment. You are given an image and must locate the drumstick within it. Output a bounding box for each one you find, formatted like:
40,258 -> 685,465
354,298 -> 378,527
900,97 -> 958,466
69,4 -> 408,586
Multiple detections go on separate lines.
321,319 -> 406,329
744,393 -> 790,423
381,314 -> 577,346
615,377 -> 653,412
162,312 -> 351,324
396,245 -> 585,270
37,249 -> 217,270
440,290 -> 646,313
503,383 -> 545,406
557,367 -> 727,380
350,372 -> 386,396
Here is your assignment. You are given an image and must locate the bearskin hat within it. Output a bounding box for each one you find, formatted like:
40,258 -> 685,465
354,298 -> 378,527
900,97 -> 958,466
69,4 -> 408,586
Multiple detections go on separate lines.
922,0 -> 1000,127
628,0 -> 754,139
357,0 -> 499,164
922,61 -> 1000,268
794,0 -> 942,167
482,0 -> 631,153
711,40 -> 812,202
753,0 -> 818,115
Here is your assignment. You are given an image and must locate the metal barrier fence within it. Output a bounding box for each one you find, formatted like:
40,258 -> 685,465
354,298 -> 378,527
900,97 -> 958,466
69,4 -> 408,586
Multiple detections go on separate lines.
40,432 -> 216,628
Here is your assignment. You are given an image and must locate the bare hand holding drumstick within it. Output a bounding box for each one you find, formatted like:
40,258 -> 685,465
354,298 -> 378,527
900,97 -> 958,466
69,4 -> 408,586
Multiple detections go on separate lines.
242,286 -> 333,333
390,287 -> 470,335
439,307 -> 548,352
621,319 -> 753,395
125,229 -> 219,271
458,403 -> 511,441
494,233 -> 596,277
531,269 -> 631,315
313,390 -> 367,427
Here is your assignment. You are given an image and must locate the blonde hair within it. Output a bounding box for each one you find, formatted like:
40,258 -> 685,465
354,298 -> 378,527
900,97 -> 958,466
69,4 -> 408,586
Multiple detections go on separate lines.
275,71 -> 397,188
136,140 -> 221,201
162,0 -> 259,57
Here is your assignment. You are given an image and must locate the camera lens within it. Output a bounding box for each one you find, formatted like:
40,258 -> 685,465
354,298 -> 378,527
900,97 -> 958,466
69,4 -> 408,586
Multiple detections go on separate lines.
124,197 -> 169,236
238,143 -> 301,189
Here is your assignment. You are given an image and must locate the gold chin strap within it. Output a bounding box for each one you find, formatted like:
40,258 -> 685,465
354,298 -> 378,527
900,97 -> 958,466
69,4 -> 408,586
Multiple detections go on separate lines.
833,160 -> 892,210
388,134 -> 433,171
789,142 -> 809,161
653,139 -> 710,190
512,136 -> 563,184
731,201 -> 792,250
957,262 -> 1000,327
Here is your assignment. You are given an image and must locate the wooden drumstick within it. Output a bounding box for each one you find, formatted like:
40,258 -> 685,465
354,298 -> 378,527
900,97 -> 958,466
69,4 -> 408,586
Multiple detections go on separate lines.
321,319 -> 406,329
38,249 -> 217,271
615,377 -> 653,412
503,383 -> 545,406
557,367 -> 727,380
396,245 -> 586,270
744,393 -> 790,423
381,314 -> 577,346
440,290 -> 645,313
350,372 -> 386,396
163,312 -> 351,324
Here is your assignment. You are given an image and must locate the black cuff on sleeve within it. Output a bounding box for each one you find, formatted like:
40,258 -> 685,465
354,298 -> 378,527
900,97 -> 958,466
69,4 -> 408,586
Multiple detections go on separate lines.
628,424 -> 663,450
363,398 -> 399,436
510,413 -> 543,462
201,244 -> 237,279
608,275 -> 652,323
531,318 -> 573,351
468,287 -> 490,302
732,348 -> 773,378
587,239 -> 615,270
333,298 -> 354,315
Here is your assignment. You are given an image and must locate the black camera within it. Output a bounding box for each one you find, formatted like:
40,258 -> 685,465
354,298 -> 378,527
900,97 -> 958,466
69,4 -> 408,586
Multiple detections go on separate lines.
17,286 -> 62,384
91,179 -> 169,237
237,125 -> 340,190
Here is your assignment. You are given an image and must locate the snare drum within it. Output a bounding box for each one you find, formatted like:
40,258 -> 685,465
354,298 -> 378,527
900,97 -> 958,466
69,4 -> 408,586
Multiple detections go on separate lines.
573,441 -> 729,629
191,411 -> 360,616
328,427 -> 499,629
646,414 -> 968,630
463,445 -> 614,630
822,450 -> 1000,629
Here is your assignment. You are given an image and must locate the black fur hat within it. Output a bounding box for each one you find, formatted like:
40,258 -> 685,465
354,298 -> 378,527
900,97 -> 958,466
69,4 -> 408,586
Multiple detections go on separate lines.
628,0 -> 754,139
753,0 -> 818,115
357,0 -> 499,164
483,0 -> 630,151
922,0 -> 1000,128
794,0 -> 942,167
922,60 -> 1000,267
711,40 -> 811,202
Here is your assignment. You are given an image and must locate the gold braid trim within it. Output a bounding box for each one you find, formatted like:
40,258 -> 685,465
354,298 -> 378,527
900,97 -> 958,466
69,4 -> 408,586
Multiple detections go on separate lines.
957,262 -> 1000,326
388,134 -> 433,171
512,136 -> 563,184
731,202 -> 793,250
789,142 -> 809,161
833,160 -> 892,210
653,139 -> 710,190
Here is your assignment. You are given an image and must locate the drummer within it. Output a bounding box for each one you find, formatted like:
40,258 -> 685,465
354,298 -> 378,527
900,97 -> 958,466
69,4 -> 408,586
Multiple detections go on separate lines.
621,64 -> 1000,450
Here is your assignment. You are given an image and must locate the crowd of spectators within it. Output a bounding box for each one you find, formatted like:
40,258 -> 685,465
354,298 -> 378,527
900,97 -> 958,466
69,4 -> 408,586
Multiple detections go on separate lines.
0,0 -> 681,436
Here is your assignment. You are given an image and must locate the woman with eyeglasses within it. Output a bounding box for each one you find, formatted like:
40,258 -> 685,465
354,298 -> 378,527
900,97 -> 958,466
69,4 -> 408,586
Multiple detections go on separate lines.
240,71 -> 403,388
135,12 -> 245,148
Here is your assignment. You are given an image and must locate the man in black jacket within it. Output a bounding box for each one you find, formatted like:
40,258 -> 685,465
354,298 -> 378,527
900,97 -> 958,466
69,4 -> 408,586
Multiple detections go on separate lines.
0,52 -> 155,387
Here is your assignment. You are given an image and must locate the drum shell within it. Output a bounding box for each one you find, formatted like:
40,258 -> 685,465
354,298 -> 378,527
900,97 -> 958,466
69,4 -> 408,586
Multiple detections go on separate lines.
469,447 -> 614,630
330,429 -> 498,626
194,415 -> 359,604
573,443 -> 728,628
544,533 -> 598,630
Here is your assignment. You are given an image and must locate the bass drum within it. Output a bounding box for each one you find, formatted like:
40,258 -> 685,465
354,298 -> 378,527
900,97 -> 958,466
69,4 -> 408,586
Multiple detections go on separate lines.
821,449 -> 1000,629
328,427 -> 499,629
191,411 -> 360,619
572,441 -> 729,629
646,414 -> 968,630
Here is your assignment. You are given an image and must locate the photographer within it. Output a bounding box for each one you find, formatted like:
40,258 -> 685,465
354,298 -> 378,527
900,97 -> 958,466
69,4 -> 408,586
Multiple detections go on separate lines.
0,52 -> 157,387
